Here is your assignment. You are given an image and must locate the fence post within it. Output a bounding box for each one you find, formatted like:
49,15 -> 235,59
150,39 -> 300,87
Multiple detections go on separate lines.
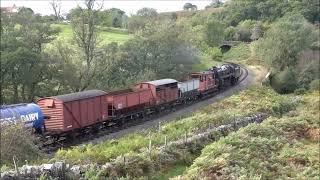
184,131 -> 187,146
148,132 -> 152,159
233,114 -> 236,129
13,156 -> 19,175
164,136 -> 167,149
123,155 -> 126,166
158,121 -> 161,133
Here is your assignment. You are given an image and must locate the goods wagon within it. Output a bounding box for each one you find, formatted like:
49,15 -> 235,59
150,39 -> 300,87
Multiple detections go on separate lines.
107,88 -> 153,117
37,90 -> 108,134
178,79 -> 200,97
190,71 -> 218,93
135,79 -> 179,105
0,103 -> 44,132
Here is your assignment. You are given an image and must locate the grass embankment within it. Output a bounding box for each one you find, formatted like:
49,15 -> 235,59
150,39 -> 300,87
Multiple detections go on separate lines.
178,91 -> 319,179
222,43 -> 251,63
193,42 -> 259,72
152,163 -> 189,180
51,24 -> 133,45
54,86 -> 295,165
224,42 -> 269,84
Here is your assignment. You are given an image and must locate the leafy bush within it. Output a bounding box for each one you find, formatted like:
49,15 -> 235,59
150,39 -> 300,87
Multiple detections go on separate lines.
294,88 -> 307,95
270,69 -> 298,94
205,47 -> 223,61
224,26 -> 236,41
233,20 -> 256,42
256,14 -> 314,70
309,79 -> 320,90
0,124 -> 43,167
297,60 -> 319,90
310,41 -> 320,50
204,20 -> 225,47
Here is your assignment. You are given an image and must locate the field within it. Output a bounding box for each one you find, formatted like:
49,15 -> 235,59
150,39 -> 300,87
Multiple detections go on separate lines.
51,24 -> 133,45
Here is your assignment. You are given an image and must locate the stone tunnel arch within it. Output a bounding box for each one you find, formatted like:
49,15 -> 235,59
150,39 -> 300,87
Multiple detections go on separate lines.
219,44 -> 232,53
219,41 -> 241,53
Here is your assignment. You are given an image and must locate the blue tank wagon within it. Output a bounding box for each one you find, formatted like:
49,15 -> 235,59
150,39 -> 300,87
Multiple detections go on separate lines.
0,103 -> 45,133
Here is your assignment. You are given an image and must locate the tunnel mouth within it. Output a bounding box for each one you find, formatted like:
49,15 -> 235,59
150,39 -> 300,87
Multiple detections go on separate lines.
219,45 -> 232,53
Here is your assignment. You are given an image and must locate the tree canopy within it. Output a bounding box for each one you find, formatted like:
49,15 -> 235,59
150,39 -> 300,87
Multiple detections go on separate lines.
1,8 -> 60,103
255,14 -> 314,71
224,0 -> 319,25
183,3 -> 197,11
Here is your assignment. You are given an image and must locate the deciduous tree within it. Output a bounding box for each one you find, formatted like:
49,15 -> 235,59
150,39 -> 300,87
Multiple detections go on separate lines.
49,0 -> 62,21
70,0 -> 103,91
204,20 -> 224,47
1,8 -> 59,103
255,14 -> 314,71
183,3 -> 197,11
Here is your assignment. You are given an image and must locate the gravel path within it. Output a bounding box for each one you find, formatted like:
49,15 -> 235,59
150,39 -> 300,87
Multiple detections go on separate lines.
83,66 -> 255,145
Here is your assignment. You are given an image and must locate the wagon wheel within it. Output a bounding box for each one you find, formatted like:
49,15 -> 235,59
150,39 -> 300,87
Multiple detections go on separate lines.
91,123 -> 100,134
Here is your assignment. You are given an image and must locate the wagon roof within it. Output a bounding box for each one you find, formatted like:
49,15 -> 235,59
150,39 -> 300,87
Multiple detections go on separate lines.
145,79 -> 178,86
52,90 -> 107,102
1,103 -> 30,109
191,71 -> 212,74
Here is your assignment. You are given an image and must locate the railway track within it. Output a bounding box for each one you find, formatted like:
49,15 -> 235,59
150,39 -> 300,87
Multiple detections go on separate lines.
40,65 -> 250,153
238,64 -> 249,82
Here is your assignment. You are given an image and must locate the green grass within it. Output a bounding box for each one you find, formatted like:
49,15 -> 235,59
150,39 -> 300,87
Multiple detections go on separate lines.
192,42 -> 251,72
52,24 -> 133,45
222,43 -> 251,63
179,91 -> 319,179
151,163 -> 188,180
52,24 -> 73,40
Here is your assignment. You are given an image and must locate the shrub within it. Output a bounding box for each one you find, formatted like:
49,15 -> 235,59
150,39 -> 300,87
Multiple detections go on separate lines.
205,47 -> 223,61
254,15 -> 314,72
234,27 -> 251,42
0,123 -> 43,167
224,26 -> 236,41
272,100 -> 298,117
297,61 -> 319,89
309,79 -> 320,90
294,88 -> 307,95
270,69 -> 298,94
310,41 -> 320,50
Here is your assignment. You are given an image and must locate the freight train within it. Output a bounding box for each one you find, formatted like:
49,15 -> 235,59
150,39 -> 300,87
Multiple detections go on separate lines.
0,63 -> 241,138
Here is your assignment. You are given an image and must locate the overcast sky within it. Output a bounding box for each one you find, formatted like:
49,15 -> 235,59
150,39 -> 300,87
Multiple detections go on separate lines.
1,1 -> 214,16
